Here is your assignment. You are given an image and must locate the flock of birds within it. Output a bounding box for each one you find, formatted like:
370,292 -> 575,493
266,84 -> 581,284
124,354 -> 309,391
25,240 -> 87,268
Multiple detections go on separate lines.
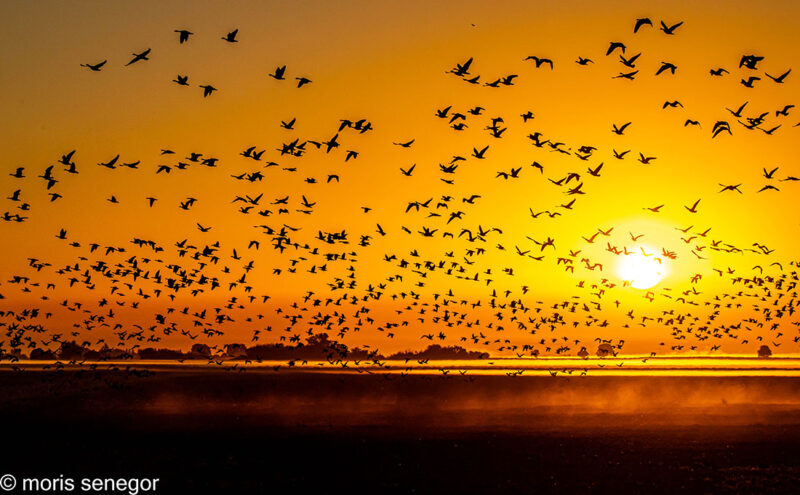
2,15 -> 800,384
80,28 -> 312,96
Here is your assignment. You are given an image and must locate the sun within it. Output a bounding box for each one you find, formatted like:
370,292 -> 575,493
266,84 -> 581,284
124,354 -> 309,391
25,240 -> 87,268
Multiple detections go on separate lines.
616,246 -> 667,290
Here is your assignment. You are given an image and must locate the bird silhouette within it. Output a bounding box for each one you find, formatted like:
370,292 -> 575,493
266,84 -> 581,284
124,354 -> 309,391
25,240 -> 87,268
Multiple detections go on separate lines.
222,29 -> 239,42
612,122 -> 631,135
633,18 -> 653,33
81,60 -> 107,71
448,57 -> 473,76
125,48 -> 151,66
719,184 -> 743,193
741,76 -> 760,88
684,199 -> 701,213
606,42 -> 626,55
655,61 -> 677,75
524,56 -> 554,69
765,68 -> 791,83
269,65 -> 287,80
174,29 -> 193,43
199,84 -> 217,97
400,164 -> 416,176
614,70 -> 638,80
619,53 -> 641,68
660,20 -> 683,34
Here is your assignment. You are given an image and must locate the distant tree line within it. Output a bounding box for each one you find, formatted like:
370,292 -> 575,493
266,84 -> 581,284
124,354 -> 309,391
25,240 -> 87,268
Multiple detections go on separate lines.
3,333 -> 489,361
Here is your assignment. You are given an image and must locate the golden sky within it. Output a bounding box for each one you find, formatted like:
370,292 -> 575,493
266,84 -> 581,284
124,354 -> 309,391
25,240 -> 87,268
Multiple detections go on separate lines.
1,0 -> 799,357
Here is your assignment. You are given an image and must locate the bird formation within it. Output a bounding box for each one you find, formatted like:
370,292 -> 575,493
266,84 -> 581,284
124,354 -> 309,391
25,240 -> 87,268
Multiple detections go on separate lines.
80,28 -> 312,96
2,15 -> 800,381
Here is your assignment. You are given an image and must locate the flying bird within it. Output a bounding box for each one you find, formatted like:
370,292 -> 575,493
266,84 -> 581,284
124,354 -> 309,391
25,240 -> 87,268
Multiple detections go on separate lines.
638,153 -> 656,164
80,60 -> 107,71
448,57 -> 473,76
739,54 -> 764,70
125,48 -> 151,66
619,53 -> 641,68
660,20 -> 683,34
633,18 -> 653,33
199,84 -> 217,97
269,65 -> 287,80
400,164 -> 416,176
719,183 -> 742,193
684,199 -> 701,213
524,56 -> 554,69
174,29 -> 193,43
612,122 -> 631,135
741,76 -> 760,88
655,61 -> 677,76
613,70 -> 638,80
765,69 -> 791,83
222,29 -> 239,42
606,42 -> 626,56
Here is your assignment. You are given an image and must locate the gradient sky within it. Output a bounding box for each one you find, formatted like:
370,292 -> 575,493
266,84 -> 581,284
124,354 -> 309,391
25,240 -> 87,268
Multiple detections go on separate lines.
1,0 -> 799,357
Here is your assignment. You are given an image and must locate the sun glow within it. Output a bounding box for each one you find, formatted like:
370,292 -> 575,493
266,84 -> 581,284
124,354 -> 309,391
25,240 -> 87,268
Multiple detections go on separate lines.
616,246 -> 667,290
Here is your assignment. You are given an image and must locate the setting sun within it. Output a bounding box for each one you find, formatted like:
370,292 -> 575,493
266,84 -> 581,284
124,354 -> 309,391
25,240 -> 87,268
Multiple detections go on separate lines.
617,246 -> 667,289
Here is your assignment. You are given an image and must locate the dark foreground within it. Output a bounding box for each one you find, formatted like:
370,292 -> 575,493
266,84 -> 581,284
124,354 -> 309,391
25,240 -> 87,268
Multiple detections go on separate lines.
2,370 -> 800,494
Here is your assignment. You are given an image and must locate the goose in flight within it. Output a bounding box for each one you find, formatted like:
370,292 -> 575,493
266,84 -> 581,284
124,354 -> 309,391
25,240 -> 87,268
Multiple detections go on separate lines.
125,48 -> 151,66
269,65 -> 287,80
199,84 -> 217,97
222,29 -> 239,42
174,29 -> 193,43
765,68 -> 791,83
660,20 -> 683,34
633,18 -> 652,33
81,60 -> 107,71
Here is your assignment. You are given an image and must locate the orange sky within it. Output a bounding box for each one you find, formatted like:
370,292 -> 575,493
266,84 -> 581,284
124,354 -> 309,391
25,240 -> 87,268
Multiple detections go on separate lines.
1,0 -> 799,357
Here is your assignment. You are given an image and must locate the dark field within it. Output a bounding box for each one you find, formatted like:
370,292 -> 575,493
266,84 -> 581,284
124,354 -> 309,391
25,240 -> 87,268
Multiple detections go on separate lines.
2,371 -> 800,494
